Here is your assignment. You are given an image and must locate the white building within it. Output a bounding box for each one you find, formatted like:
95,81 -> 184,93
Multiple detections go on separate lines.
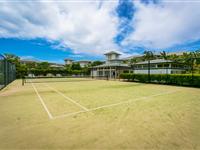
49,64 -> 65,69
20,59 -> 40,65
76,60 -> 91,68
91,51 -> 130,79
64,59 -> 73,65
133,59 -> 187,74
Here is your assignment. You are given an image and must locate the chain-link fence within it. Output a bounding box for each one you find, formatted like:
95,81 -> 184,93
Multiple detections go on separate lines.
0,54 -> 16,90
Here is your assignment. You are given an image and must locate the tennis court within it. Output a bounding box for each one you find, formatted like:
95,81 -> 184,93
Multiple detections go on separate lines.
0,78 -> 200,149
27,77 -> 181,119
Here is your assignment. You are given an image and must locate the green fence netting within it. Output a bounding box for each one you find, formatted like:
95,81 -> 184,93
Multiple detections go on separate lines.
0,54 -> 16,90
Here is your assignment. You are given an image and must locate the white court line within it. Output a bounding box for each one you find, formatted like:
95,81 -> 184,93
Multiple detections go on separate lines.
89,89 -> 179,111
53,110 -> 87,119
53,88 -> 181,120
45,84 -> 89,111
31,82 -> 53,119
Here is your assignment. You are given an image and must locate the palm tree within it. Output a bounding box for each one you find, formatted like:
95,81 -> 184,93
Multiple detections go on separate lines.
4,53 -> 20,64
169,54 -> 179,62
144,50 -> 154,61
194,50 -> 200,73
143,51 -> 154,82
182,51 -> 199,83
160,51 -> 168,60
195,50 -> 200,65
190,52 -> 198,81
181,52 -> 194,74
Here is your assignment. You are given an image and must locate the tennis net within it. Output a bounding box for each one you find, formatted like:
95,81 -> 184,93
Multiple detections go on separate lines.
25,76 -> 93,83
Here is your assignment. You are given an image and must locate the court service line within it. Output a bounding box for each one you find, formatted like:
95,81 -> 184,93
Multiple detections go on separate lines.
89,89 -> 180,111
45,84 -> 89,111
53,110 -> 87,119
31,82 -> 53,119
53,88 -> 181,120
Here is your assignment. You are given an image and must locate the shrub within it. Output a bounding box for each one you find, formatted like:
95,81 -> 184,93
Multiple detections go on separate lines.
119,73 -> 134,81
119,73 -> 200,87
134,74 -> 148,83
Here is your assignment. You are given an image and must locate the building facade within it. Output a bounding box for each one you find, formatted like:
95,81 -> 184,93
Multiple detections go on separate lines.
91,51 -> 131,79
20,59 -> 40,65
133,59 -> 187,74
64,59 -> 91,68
76,60 -> 91,68
64,59 -> 73,65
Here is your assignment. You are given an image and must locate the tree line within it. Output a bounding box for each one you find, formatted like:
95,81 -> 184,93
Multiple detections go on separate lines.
4,50 -> 200,79
3,54 -> 103,78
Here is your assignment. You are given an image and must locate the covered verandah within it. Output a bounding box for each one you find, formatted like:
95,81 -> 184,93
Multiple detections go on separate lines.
91,64 -> 131,79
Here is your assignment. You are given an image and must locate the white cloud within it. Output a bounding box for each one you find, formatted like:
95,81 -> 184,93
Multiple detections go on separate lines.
20,55 -> 36,60
2,0 -> 200,56
0,0 -> 119,55
122,1 -> 200,49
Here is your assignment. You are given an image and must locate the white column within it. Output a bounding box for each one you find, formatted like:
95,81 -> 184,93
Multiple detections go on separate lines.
115,67 -> 117,79
110,67 -> 112,79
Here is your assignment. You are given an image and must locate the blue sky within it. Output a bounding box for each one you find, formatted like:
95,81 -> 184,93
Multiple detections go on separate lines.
0,0 -> 200,64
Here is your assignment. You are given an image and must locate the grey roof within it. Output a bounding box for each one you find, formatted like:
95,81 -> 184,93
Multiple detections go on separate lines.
64,58 -> 73,61
135,59 -> 173,65
122,55 -> 143,60
20,59 -> 40,63
76,60 -> 91,63
108,59 -> 123,61
50,64 -> 64,68
104,51 -> 121,55
167,51 -> 187,56
49,62 -> 64,66
92,63 -> 129,68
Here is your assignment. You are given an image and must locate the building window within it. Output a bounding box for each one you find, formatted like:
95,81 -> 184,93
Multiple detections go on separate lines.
143,65 -> 148,69
150,64 -> 156,68
164,64 -> 169,68
157,64 -> 163,68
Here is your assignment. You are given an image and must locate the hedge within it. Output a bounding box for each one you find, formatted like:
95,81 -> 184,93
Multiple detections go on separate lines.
28,68 -> 89,76
119,73 -> 200,87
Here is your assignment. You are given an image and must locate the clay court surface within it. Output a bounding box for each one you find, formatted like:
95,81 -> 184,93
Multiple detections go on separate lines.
0,78 -> 200,149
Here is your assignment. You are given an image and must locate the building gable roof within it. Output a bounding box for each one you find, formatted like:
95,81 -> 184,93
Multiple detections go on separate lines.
135,59 -> 173,65
76,60 -> 91,63
64,58 -> 73,61
104,51 -> 121,55
20,59 -> 40,63
92,63 -> 129,68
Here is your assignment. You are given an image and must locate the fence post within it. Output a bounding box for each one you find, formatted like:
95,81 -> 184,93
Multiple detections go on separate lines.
4,58 -> 7,86
191,58 -> 194,85
148,60 -> 150,83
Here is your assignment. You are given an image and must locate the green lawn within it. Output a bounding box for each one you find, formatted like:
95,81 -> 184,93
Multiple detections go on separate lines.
0,78 -> 200,149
